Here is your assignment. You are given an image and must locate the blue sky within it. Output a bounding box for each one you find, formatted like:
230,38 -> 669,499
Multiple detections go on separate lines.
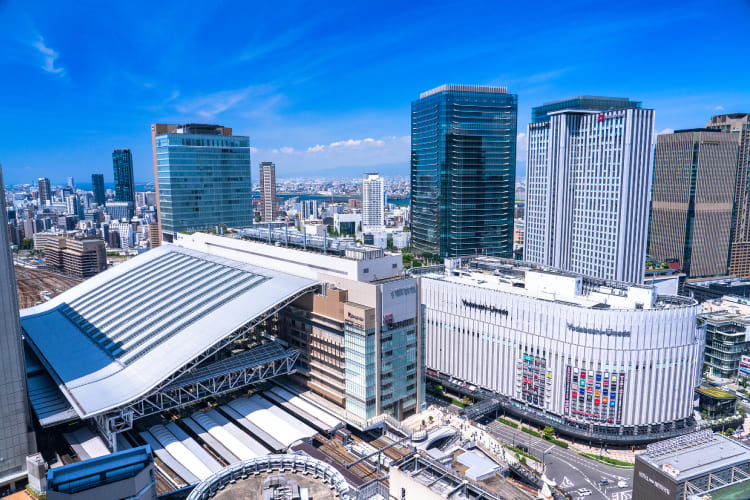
1,0 -> 748,185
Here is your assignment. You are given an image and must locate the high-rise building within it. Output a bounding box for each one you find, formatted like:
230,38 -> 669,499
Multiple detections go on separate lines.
91,173 -> 105,206
66,194 -> 83,219
38,177 -> 51,206
362,173 -> 385,231
152,124 -> 252,241
147,221 -> 161,248
706,113 -> 750,277
67,176 -> 75,189
259,161 -> 277,222
524,101 -> 655,283
648,129 -> 739,278
112,149 -> 135,203
531,95 -> 642,123
411,84 -> 517,259
105,201 -> 134,222
0,165 -> 36,490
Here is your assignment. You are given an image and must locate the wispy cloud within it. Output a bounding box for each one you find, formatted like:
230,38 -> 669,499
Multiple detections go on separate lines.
32,36 -> 64,76
714,105 -> 725,111
659,128 -> 675,135
173,85 -> 279,119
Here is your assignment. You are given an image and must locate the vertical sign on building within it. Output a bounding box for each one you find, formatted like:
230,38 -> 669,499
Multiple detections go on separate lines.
616,373 -> 626,424
564,365 -> 571,414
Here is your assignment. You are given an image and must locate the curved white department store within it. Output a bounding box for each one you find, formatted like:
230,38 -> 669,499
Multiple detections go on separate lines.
421,257 -> 704,443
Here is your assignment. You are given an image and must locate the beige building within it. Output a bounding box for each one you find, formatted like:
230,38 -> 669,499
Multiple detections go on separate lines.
259,161 -> 277,222
34,234 -> 107,278
707,113 -> 750,277
649,129 -> 739,278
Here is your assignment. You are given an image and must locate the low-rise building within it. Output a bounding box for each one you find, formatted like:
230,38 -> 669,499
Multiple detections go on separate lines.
634,431 -> 750,500
699,296 -> 750,379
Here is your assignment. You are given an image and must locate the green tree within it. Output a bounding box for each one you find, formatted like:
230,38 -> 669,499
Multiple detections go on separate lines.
543,426 -> 555,440
20,239 -> 33,250
727,427 -> 735,436
461,395 -> 471,406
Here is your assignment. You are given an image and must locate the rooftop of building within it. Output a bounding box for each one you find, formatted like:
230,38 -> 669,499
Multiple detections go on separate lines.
699,296 -> 750,321
687,276 -> 750,288
422,256 -> 695,311
536,95 -> 640,107
696,387 -> 736,400
47,445 -> 152,494
420,84 -> 508,99
638,431 -> 750,482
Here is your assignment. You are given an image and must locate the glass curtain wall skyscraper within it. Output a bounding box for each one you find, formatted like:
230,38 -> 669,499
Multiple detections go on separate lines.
411,84 -> 517,259
91,173 -> 105,206
152,124 -> 252,240
112,149 -> 135,203
38,177 -> 51,206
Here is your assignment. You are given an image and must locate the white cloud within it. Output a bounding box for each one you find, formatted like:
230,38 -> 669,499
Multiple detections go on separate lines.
659,128 -> 675,135
279,146 -> 294,154
32,36 -> 64,76
307,144 -> 325,152
249,147 -> 259,154
714,105 -> 725,111
174,85 -> 279,119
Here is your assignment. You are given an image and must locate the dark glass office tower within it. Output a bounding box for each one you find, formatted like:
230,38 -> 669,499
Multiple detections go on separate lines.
91,173 -> 105,206
112,149 -> 135,203
411,84 -> 517,259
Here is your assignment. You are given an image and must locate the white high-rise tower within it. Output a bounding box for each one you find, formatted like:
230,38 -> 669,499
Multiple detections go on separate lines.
524,106 -> 655,283
362,173 -> 385,231
0,165 -> 36,489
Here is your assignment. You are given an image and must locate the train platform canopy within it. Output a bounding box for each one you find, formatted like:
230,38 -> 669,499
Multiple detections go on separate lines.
20,245 -> 318,423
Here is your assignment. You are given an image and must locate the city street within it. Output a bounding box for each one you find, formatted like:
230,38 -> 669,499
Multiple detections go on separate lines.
486,421 -> 633,500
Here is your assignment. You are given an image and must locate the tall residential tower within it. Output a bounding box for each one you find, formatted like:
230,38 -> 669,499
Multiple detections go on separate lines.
152,124 -> 252,241
0,165 -> 36,489
411,84 -> 517,259
112,149 -> 135,203
259,161 -> 277,222
362,173 -> 385,231
648,129 -> 739,278
706,113 -> 750,277
524,98 -> 655,283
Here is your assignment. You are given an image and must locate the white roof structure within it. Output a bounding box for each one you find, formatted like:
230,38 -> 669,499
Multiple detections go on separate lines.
20,245 -> 317,420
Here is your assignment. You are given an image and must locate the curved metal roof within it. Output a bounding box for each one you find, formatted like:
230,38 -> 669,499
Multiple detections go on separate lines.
20,245 -> 317,419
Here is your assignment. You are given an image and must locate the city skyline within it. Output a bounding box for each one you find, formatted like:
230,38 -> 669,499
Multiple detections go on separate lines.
1,1 -> 749,184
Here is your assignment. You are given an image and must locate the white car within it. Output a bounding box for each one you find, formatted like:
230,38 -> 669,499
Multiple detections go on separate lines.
617,480 -> 627,488
578,488 -> 592,496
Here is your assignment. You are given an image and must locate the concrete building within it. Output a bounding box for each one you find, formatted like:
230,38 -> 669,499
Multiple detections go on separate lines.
38,177 -> 52,206
46,445 -> 157,500
525,101 -> 655,283
411,84 -> 517,259
147,221 -> 161,248
152,124 -> 252,241
112,149 -> 135,204
259,161 -> 277,222
91,173 -> 105,206
0,166 -> 36,493
634,431 -> 750,500
362,173 -> 385,231
648,129 -> 739,278
707,113 -> 750,277
421,256 -> 703,443
685,277 -> 750,303
33,234 -> 107,278
333,213 -> 360,236
110,221 -> 134,249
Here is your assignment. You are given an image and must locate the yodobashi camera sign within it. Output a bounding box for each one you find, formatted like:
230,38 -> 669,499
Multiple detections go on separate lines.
381,279 -> 417,325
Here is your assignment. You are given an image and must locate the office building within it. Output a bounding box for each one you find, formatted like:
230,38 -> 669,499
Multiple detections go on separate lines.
110,221 -> 134,249
362,172 -> 385,231
33,234 -> 107,278
65,194 -> 82,219
421,256 -> 703,442
531,95 -> 642,123
91,173 -> 105,206
152,124 -> 252,240
0,166 -> 36,491
259,161 -> 277,222
699,296 -> 750,379
112,149 -> 135,203
38,177 -> 52,206
411,84 -> 517,259
684,276 -> 750,303
46,445 -> 157,500
105,200 -> 134,222
634,431 -> 750,500
648,129 -> 739,278
525,101 -> 655,283
707,113 -> 750,277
